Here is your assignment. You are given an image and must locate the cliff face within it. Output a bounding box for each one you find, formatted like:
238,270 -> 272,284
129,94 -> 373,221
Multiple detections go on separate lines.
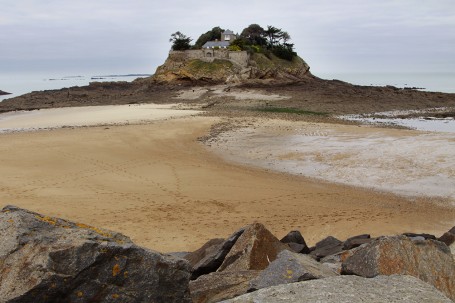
152,50 -> 312,83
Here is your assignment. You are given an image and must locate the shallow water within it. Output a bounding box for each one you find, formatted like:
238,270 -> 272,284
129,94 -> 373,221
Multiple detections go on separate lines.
318,72 -> 455,94
212,122 -> 455,205
341,116 -> 455,133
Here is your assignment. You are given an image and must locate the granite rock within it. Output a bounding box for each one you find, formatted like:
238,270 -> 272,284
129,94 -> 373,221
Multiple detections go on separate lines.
217,223 -> 290,272
190,271 -> 260,303
342,234 -> 371,250
341,235 -> 455,301
249,250 -> 337,291
309,236 -> 343,260
438,226 -> 455,255
221,275 -> 452,303
185,228 -> 245,279
280,230 -> 310,254
0,205 -> 191,303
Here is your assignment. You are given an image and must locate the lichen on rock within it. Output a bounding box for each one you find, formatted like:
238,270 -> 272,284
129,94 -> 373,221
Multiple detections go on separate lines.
152,49 -> 311,84
0,205 -> 191,303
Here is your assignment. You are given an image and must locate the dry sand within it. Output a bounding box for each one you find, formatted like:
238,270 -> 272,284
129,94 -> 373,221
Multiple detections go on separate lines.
1,113 -> 454,253
0,104 -> 201,132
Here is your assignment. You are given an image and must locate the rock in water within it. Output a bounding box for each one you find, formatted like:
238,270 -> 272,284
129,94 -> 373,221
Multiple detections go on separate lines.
0,90 -> 11,96
249,250 -> 338,291
341,235 -> 455,301
217,223 -> 290,272
221,275 -> 453,303
0,205 -> 191,303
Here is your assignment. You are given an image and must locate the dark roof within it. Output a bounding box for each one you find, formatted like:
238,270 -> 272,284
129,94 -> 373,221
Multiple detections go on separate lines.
222,29 -> 234,35
202,41 -> 231,48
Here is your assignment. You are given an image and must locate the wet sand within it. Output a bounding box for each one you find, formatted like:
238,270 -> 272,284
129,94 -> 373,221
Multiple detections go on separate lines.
1,115 -> 454,252
209,119 -> 455,205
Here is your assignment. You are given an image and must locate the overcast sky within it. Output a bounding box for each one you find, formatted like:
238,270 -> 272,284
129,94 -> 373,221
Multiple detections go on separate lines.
1,0 -> 454,76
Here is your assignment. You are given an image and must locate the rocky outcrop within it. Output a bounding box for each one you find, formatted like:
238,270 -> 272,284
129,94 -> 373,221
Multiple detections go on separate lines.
341,235 -> 455,301
185,228 -> 245,279
438,226 -> 455,255
0,205 -> 191,303
0,90 -> 11,96
280,230 -> 310,254
319,247 -> 363,274
309,236 -> 344,260
152,51 -> 311,84
190,271 -> 260,303
249,250 -> 337,291
217,223 -> 290,272
221,275 -> 453,303
342,234 -> 372,250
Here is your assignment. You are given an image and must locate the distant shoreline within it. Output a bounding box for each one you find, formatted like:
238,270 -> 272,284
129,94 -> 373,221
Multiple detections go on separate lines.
0,73 -> 152,102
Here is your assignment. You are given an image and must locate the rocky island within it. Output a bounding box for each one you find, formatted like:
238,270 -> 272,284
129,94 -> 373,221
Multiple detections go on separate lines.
0,24 -> 454,302
2,24 -> 454,116
0,89 -> 11,96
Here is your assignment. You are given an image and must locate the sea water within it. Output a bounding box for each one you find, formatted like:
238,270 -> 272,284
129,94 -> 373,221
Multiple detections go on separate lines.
0,73 -> 151,102
317,72 -> 455,94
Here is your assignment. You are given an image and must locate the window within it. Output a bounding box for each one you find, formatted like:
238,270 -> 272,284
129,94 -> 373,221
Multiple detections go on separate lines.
224,35 -> 230,41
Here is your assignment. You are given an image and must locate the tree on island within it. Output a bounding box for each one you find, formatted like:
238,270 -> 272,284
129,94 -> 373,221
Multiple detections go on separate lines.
194,26 -> 225,49
231,24 -> 296,61
240,24 -> 267,47
169,31 -> 192,51
169,24 -> 296,60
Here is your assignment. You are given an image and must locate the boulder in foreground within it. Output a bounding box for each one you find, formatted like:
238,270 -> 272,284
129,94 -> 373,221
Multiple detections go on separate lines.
341,235 -> 455,301
221,275 -> 452,303
217,223 -> 290,272
249,250 -> 338,291
190,270 -> 260,303
185,227 -> 245,279
0,205 -> 191,303
438,225 -> 455,255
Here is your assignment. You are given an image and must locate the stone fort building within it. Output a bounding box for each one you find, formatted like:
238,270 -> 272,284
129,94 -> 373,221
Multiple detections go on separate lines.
169,29 -> 249,68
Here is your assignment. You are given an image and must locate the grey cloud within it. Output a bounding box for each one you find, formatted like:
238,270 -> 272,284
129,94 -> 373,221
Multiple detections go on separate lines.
0,0 -> 453,74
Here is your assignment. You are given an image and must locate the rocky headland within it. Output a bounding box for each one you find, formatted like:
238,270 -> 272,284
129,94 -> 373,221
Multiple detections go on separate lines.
1,206 -> 454,302
0,90 -> 11,96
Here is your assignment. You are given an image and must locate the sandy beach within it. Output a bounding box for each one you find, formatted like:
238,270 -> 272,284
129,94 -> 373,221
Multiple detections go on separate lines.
0,105 -> 454,253
0,103 -> 201,132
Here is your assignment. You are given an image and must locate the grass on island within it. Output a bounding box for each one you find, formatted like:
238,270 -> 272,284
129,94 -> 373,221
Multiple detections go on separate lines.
255,107 -> 329,116
187,59 -> 233,73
